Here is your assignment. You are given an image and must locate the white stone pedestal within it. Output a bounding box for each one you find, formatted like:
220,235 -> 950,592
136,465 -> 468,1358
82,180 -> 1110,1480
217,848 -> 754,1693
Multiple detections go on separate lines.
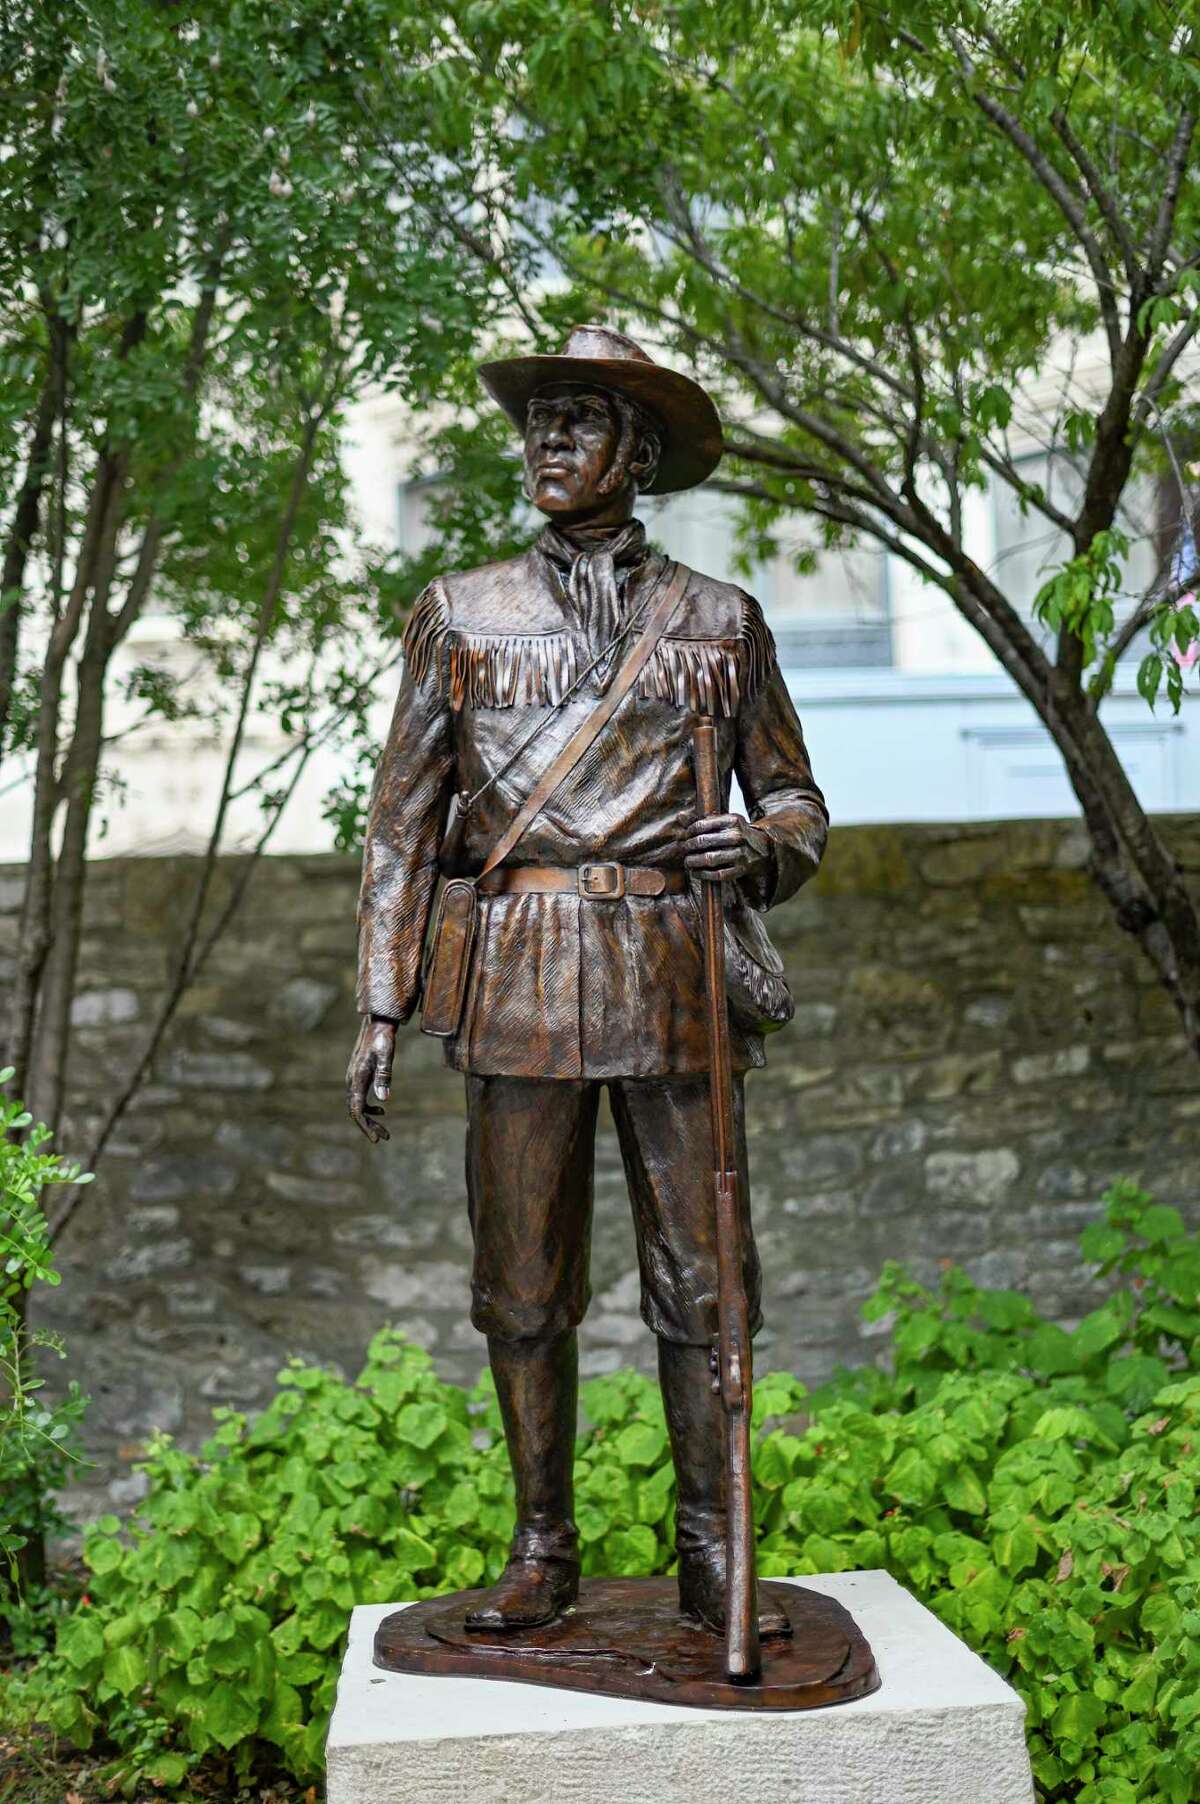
326,1571 -> 1035,1803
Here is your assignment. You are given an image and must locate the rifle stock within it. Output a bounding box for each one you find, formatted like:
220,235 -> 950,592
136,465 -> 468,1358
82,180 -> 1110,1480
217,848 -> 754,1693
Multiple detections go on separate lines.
693,719 -> 761,1684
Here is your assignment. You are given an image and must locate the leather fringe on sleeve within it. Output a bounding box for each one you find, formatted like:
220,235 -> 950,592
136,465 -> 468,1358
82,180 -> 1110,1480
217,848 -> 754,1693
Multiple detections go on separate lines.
403,579 -> 776,718
402,579 -> 451,690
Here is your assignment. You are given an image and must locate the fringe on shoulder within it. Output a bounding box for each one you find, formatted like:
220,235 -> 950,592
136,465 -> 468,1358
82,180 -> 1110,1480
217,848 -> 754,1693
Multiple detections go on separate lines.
404,580 -> 777,715
737,590 -> 778,702
448,632 -> 579,710
634,591 -> 776,715
402,578 -> 450,689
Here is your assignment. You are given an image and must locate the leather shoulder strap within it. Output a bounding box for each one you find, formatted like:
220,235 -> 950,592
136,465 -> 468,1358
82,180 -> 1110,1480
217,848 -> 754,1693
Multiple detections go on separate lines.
480,560 -> 690,880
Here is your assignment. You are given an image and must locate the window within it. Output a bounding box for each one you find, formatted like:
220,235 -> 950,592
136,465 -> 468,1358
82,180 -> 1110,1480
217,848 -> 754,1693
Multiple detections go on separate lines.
642,485 -> 891,668
396,477 -> 440,557
991,454 -> 1161,650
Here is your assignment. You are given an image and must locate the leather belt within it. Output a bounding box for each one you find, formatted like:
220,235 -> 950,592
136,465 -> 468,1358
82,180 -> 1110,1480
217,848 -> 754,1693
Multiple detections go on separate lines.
478,861 -> 687,900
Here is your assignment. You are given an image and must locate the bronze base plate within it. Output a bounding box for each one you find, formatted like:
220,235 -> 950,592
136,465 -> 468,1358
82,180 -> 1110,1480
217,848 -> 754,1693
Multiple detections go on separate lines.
373,1576 -> 880,1711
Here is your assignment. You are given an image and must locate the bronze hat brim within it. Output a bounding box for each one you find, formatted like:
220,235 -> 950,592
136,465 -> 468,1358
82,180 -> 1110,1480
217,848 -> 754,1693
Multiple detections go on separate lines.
477,353 -> 723,495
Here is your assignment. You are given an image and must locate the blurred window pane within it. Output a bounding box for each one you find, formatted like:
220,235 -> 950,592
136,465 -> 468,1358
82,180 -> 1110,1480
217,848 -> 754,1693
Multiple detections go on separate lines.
991,453 -> 1160,646
643,485 -> 891,667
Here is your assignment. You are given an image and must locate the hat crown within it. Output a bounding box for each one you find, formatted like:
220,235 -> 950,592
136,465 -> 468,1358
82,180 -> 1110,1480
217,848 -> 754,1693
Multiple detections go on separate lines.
557,324 -> 656,368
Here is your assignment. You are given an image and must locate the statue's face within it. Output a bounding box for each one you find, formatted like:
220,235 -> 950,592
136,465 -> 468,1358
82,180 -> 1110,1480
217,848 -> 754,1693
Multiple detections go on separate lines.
524,385 -> 626,516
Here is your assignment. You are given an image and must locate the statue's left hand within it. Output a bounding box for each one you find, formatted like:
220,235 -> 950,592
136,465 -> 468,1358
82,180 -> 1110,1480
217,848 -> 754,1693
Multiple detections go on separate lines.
682,811 -> 772,883
347,1015 -> 397,1144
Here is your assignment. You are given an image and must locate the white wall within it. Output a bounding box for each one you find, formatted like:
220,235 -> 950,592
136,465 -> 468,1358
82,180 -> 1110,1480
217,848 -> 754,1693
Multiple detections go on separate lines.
2,370 -> 1195,865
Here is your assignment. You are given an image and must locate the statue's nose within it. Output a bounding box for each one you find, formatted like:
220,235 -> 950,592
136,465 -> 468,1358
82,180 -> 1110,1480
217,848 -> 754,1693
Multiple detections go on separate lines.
541,412 -> 573,448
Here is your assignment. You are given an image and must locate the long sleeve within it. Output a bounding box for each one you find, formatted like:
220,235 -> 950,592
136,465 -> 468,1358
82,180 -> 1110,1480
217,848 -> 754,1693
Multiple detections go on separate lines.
733,596 -> 829,911
355,582 -> 456,1021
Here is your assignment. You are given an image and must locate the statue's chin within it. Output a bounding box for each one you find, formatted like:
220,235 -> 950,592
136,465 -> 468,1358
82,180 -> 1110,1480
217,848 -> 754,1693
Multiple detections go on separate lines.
532,482 -> 594,514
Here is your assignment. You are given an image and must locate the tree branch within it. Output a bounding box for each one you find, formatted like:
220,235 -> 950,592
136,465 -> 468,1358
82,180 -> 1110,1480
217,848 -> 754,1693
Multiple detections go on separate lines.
54,412 -> 327,1229
948,35 -> 1122,365
1133,305 -> 1200,430
0,341 -> 61,765
1146,107 -> 1197,279
1049,106 -> 1140,284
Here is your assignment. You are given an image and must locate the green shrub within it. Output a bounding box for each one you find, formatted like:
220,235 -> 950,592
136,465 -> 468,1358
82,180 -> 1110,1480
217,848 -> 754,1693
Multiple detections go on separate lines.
1,1069 -> 91,1607
5,1180 -> 1200,1801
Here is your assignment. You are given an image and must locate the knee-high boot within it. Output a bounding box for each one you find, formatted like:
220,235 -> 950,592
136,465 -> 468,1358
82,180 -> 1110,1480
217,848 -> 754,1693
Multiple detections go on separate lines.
657,1338 -> 789,1638
464,1332 -> 581,1631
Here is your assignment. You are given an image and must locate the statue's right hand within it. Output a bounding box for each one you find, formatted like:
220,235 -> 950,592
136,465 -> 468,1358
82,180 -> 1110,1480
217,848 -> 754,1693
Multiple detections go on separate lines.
347,1016 -> 398,1145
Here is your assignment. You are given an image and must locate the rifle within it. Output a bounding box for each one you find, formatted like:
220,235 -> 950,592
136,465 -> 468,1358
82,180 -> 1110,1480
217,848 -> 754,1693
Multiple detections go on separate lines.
692,717 -> 761,1684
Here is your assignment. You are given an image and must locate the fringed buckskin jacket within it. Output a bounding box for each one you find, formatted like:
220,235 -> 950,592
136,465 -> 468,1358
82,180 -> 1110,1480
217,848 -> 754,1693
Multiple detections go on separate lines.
355,535 -> 829,1079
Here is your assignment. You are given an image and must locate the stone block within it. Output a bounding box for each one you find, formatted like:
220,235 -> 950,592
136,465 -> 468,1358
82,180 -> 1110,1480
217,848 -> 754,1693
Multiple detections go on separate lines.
130,1154 -> 238,1203
71,986 -> 139,1026
327,1572 -> 1034,1804
925,1147 -> 1019,1205
272,975 -> 340,1030
162,1048 -> 274,1091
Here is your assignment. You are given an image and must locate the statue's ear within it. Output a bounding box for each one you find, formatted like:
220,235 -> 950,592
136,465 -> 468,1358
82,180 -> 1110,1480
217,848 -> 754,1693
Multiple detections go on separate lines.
630,429 -> 661,493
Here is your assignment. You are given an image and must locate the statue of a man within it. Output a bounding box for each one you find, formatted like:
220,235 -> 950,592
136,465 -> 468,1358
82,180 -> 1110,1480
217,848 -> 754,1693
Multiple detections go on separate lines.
347,326 -> 827,1639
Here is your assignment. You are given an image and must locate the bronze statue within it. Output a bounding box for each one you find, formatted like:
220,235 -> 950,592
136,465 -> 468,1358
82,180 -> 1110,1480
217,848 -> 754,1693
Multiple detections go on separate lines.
347,327 -> 876,1706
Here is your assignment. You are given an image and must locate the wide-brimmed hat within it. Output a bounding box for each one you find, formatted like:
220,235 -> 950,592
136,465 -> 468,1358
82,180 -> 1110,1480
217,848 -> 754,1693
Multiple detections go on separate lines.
478,324 -> 723,495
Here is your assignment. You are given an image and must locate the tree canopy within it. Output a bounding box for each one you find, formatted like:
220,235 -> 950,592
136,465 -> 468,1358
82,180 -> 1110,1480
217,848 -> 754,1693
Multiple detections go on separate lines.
398,0 -> 1200,1050
0,0 -> 522,1144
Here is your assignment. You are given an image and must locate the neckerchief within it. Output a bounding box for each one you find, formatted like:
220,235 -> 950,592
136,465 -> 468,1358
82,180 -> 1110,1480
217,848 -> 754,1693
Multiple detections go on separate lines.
537,518 -> 650,691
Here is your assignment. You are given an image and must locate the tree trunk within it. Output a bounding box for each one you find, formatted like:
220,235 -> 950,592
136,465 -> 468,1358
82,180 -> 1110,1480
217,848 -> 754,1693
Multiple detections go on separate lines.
26,475 -> 128,1137
26,625 -> 110,1136
20,275 -> 224,1136
1053,681 -> 1200,1053
0,346 -> 61,768
2,453 -> 122,1097
933,541 -> 1200,1061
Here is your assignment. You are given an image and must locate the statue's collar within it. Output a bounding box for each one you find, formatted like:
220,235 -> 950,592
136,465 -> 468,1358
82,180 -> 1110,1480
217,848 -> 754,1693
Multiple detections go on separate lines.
536,517 -> 649,573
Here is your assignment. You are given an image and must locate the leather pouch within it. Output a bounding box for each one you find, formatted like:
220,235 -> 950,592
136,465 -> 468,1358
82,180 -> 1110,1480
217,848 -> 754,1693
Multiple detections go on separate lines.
420,878 -> 478,1038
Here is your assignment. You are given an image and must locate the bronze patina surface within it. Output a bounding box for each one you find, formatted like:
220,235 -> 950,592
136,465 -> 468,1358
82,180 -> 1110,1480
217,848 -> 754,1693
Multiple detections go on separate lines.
373,1578 -> 880,1712
347,323 -> 875,1701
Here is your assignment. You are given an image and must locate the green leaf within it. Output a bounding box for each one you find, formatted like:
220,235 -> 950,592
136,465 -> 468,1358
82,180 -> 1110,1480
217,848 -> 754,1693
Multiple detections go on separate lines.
994,1522 -> 1039,1574
615,1421 -> 668,1467
159,1606 -> 205,1663
942,1467 -> 988,1515
1025,1324 -> 1081,1376
394,1402 -> 449,1449
200,1679 -> 261,1750
144,1753 -> 190,1786
84,1534 -> 124,1576
885,1447 -> 936,1507
103,1644 -> 147,1698
58,1613 -> 104,1671
1079,1224 -> 1125,1265
1137,653 -> 1163,707
1071,1304 -> 1128,1363
1138,1205 -> 1185,1243
1052,1691 -> 1107,1744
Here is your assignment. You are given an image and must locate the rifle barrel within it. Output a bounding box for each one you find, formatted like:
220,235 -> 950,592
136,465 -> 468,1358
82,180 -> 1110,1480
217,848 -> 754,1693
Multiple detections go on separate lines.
693,719 -> 761,1684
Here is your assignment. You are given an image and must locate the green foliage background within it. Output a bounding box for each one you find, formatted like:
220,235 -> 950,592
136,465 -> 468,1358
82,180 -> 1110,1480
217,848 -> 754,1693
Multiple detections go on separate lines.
0,1070 -> 91,1580
3,1183 -> 1199,1802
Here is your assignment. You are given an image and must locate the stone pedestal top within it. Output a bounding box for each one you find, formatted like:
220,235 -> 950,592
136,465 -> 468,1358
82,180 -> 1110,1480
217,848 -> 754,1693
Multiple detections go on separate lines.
326,1570 -> 1035,1803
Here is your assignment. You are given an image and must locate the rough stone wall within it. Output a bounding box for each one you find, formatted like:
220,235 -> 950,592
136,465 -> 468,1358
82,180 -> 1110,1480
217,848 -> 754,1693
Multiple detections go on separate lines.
3,817 -> 1197,1519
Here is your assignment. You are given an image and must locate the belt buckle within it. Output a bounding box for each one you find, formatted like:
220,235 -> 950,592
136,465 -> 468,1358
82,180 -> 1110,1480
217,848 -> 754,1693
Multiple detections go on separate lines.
579,861 -> 625,899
